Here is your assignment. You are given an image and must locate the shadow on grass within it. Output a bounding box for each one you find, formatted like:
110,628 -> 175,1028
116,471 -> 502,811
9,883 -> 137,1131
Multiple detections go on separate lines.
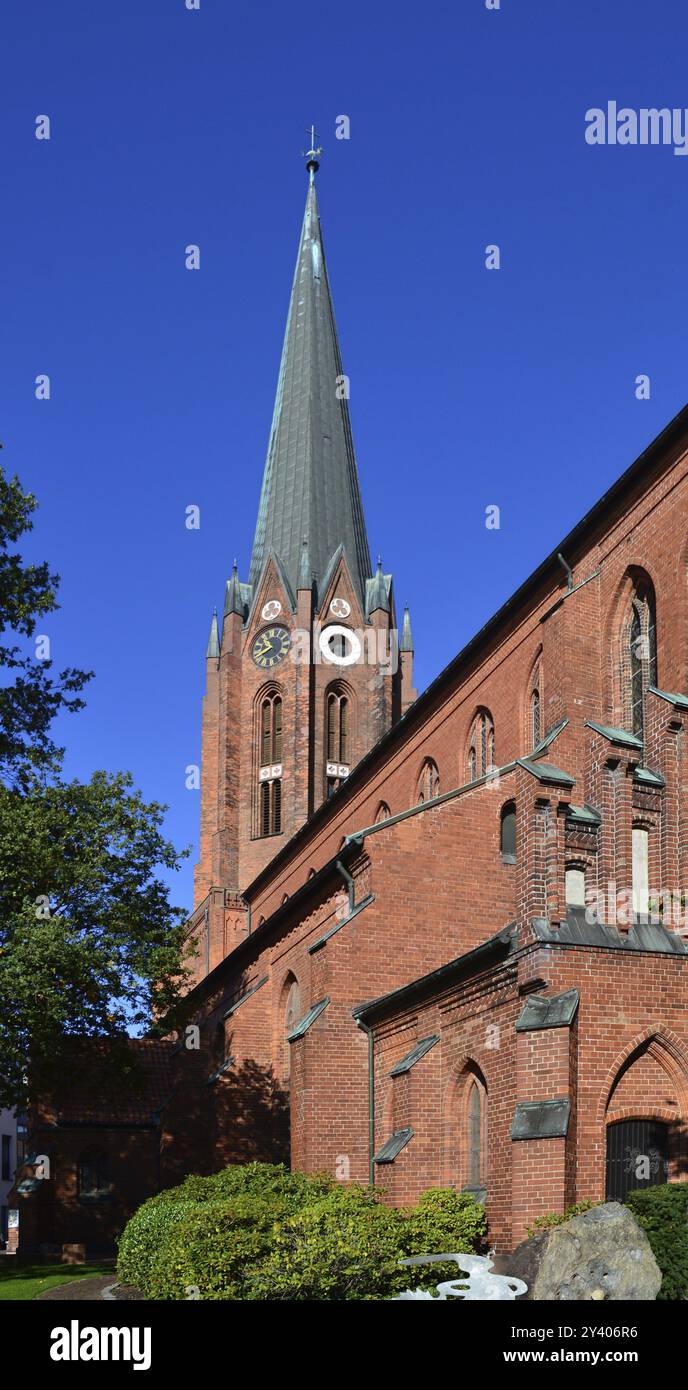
0,1259 -> 115,1301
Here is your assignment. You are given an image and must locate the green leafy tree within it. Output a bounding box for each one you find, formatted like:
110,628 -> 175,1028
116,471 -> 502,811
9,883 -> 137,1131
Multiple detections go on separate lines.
0,461 -> 190,1109
0,463 -> 90,788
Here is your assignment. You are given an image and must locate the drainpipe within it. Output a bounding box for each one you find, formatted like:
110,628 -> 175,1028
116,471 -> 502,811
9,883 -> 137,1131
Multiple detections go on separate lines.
356,1018 -> 376,1186
557,552 -> 574,592
245,902 -> 252,936
336,859 -> 355,914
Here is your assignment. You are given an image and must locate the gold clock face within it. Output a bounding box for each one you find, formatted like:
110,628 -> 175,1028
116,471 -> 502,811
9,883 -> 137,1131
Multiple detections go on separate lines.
252,625 -> 290,669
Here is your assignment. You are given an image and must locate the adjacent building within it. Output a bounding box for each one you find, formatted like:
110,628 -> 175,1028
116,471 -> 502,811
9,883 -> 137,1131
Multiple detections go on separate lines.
0,1109 -> 19,1249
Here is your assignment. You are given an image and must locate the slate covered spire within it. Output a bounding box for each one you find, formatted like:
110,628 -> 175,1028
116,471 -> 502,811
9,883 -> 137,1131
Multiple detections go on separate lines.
248,152 -> 372,610
206,609 -> 220,658
400,605 -> 414,652
368,554 -> 390,614
224,561 -> 245,618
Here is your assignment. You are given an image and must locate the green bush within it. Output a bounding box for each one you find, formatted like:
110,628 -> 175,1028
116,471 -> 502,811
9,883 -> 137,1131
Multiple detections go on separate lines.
247,1188 -> 412,1301
156,1162 -> 336,1211
146,1193 -> 292,1300
405,1187 -> 487,1253
116,1167 -> 363,1297
249,1185 -> 487,1301
117,1165 -> 487,1300
625,1184 -> 688,1301
116,1198 -> 198,1290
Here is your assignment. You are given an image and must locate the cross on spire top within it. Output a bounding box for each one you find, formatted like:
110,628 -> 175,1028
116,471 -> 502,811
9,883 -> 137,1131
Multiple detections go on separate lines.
302,124 -> 323,183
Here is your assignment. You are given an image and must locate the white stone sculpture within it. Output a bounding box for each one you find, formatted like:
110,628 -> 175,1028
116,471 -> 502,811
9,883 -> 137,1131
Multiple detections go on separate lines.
394,1252 -> 528,1301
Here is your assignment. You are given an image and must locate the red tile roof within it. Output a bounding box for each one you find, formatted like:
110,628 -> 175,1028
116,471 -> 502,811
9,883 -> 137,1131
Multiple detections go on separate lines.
40,1038 -> 175,1128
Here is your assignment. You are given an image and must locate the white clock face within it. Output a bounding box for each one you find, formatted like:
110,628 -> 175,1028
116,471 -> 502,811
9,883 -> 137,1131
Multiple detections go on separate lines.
330,597 -> 351,619
262,599 -> 282,621
319,624 -> 361,667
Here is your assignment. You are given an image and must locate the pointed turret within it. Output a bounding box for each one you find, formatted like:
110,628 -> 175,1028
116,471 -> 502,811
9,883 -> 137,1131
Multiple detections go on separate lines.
224,561 -> 246,619
400,605 -> 414,652
249,152 -> 372,609
400,601 -> 417,715
367,556 -> 390,615
206,609 -> 220,658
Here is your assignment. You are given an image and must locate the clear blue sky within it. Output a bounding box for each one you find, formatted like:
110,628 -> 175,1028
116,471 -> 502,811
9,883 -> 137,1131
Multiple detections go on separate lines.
3,0 -> 688,912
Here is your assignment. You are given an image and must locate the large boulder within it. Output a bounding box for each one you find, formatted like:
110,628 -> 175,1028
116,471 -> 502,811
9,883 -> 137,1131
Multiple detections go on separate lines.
506,1202 -> 661,1300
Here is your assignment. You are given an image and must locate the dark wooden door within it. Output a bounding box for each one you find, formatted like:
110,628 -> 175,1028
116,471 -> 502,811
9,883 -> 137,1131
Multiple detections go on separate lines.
605,1118 -> 669,1201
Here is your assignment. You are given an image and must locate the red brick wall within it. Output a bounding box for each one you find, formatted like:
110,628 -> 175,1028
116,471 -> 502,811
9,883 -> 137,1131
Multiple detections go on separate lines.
364,941 -> 688,1250
14,1126 -> 160,1256
173,414 -> 688,1253
194,552 -> 402,910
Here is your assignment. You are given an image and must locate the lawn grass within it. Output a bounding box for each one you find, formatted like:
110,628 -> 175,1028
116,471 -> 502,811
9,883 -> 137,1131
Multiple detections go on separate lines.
0,1258 -> 115,1301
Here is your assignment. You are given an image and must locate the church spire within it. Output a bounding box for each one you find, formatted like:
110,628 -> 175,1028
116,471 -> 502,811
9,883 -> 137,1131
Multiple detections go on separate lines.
248,142 -> 372,610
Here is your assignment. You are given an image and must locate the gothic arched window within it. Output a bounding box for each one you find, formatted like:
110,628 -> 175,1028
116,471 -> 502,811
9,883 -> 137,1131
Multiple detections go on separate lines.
622,578 -> 656,740
468,710 -> 495,781
283,975 -> 301,1079
256,688 -> 283,836
464,1072 -> 487,1193
500,802 -> 516,861
375,801 -> 391,823
531,687 -> 541,749
326,685 -> 352,797
468,1084 -> 482,1188
417,758 -> 440,804
260,693 -> 282,766
327,688 -> 349,763
285,980 -> 300,1033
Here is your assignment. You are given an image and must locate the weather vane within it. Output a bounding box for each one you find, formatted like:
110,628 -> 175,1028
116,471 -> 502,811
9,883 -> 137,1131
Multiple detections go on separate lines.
302,124 -> 323,183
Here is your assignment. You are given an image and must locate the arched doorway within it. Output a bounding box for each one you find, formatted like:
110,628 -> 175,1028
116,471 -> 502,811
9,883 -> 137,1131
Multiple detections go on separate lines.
606,1118 -> 669,1201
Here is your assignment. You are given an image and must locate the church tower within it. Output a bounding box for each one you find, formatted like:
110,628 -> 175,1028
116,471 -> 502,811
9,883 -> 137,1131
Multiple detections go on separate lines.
192,140 -> 414,968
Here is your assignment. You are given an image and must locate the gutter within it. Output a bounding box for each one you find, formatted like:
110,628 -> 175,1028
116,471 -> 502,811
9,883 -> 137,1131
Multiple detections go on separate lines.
336,858 -> 356,913
353,923 -> 517,1028
180,839 -> 360,1009
356,1016 -> 376,1187
342,763 -> 518,850
557,552 -> 574,591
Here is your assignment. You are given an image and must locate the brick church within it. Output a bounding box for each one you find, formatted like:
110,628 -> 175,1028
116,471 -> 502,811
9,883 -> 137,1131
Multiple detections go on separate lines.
13,147 -> 688,1255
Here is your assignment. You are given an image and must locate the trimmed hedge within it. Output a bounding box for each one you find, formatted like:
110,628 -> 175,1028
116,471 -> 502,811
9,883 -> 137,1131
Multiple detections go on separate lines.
116,1199 -> 199,1292
149,1162 -> 337,1212
117,1165 -> 487,1300
625,1183 -> 688,1301
146,1194 -> 295,1300
248,1185 -> 486,1301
